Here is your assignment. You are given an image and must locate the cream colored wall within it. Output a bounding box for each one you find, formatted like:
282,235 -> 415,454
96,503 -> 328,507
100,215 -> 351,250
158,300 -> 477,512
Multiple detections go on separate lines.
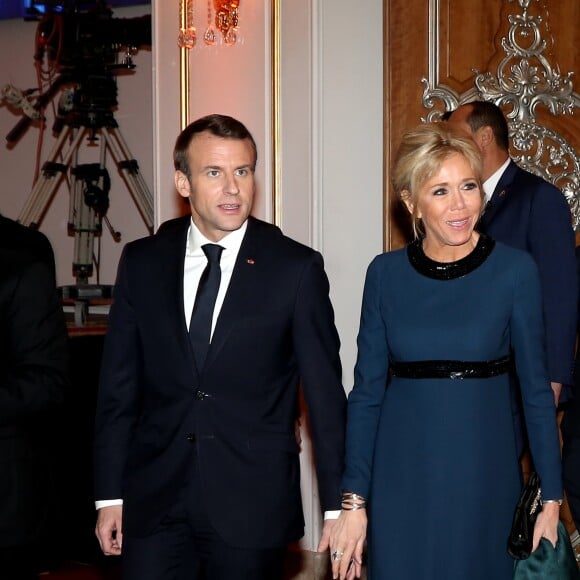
290,0 -> 384,549
153,1 -> 272,223
186,2 -> 272,220
319,0 -> 384,390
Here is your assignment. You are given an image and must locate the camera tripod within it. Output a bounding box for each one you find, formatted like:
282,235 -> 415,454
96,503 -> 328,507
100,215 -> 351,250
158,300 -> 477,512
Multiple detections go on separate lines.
17,118 -> 154,325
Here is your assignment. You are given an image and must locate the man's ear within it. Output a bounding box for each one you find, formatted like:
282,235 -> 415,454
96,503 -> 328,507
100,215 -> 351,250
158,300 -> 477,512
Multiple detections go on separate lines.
400,190 -> 415,215
476,126 -> 494,150
175,171 -> 191,199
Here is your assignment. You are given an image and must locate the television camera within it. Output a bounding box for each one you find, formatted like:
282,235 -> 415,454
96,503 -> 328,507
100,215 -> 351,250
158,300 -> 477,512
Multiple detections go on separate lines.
9,0 -> 152,143
2,1 -> 154,324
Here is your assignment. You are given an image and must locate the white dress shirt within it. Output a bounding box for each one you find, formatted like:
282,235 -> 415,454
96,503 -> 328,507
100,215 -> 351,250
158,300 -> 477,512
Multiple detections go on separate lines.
482,157 -> 511,202
183,219 -> 246,336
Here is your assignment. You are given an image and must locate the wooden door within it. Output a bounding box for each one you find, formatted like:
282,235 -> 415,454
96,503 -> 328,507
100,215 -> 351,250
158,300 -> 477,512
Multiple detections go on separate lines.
384,0 -> 580,249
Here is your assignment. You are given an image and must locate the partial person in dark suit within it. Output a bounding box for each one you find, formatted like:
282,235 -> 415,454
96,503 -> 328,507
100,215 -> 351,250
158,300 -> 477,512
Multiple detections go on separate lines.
562,245 -> 580,530
0,215 -> 66,572
0,214 -> 55,273
447,101 -> 577,409
0,248 -> 69,580
94,114 -> 347,580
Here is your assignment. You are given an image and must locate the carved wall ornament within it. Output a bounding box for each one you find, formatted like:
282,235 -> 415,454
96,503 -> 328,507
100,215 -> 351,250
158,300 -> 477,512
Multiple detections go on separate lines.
421,0 -> 580,228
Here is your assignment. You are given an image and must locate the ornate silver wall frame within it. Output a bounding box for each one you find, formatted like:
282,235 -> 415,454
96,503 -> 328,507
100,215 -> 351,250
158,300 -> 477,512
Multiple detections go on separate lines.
421,0 -> 580,228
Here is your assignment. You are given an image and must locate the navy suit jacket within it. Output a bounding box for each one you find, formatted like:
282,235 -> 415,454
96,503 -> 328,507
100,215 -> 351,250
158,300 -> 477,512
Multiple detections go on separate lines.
479,160 -> 577,392
94,216 -> 346,549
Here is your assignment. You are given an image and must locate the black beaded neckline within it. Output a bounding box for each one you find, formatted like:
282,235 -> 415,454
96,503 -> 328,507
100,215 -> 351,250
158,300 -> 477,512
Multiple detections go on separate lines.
407,234 -> 495,280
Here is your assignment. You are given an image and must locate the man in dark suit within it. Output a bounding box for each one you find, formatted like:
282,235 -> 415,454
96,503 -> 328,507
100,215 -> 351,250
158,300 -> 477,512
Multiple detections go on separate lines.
94,114 -> 346,579
447,101 -> 577,409
0,247 -> 69,579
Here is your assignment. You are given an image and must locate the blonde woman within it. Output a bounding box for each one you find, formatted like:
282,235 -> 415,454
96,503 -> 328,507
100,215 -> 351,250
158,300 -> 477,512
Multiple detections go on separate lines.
330,123 -> 561,580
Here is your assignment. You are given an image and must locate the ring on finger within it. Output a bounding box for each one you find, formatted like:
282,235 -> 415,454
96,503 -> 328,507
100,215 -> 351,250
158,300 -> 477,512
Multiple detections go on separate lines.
331,550 -> 344,562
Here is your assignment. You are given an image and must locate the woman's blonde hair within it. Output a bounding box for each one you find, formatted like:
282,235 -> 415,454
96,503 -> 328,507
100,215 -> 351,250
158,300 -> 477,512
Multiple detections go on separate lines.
392,122 -> 484,238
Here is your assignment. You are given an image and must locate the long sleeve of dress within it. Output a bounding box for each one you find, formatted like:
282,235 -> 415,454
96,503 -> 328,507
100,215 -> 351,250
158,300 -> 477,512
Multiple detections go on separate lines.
511,253 -> 562,499
341,257 -> 388,498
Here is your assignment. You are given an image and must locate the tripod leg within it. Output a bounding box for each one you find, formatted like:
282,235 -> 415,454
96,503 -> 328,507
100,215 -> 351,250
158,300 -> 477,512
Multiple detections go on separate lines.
18,127 -> 86,227
102,126 -> 154,233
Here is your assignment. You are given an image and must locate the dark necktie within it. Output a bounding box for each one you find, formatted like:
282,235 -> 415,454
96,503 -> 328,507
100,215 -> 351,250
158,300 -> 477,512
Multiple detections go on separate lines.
189,243 -> 224,370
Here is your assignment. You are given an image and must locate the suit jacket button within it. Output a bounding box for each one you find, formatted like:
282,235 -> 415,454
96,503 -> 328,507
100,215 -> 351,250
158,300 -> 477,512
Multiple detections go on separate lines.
186,433 -> 196,443
195,389 -> 207,400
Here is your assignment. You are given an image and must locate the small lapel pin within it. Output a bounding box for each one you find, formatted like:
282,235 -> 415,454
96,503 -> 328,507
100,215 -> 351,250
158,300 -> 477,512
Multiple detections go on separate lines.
498,189 -> 506,197
246,258 -> 255,265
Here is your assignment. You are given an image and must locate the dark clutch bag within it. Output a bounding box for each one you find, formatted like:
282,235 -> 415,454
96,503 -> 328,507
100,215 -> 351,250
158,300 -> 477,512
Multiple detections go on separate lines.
508,471 -> 542,560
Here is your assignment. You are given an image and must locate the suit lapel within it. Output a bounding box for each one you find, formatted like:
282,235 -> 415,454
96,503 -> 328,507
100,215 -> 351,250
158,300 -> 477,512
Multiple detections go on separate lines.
480,160 -> 517,229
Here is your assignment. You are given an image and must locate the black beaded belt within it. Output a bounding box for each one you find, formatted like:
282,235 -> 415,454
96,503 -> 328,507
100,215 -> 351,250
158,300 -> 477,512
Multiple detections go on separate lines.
389,355 -> 512,380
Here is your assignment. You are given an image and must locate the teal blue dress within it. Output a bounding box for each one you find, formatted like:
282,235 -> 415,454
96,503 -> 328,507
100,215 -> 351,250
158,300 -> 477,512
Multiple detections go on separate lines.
342,236 -> 562,580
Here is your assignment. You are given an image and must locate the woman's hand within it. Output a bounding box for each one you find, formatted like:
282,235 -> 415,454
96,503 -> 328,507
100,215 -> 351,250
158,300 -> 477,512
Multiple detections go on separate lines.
532,502 -> 559,552
329,509 -> 367,580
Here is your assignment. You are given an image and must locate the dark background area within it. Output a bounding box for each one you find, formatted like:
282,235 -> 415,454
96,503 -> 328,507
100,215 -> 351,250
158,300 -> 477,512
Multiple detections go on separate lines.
48,333 -> 108,567
0,1 -> 149,20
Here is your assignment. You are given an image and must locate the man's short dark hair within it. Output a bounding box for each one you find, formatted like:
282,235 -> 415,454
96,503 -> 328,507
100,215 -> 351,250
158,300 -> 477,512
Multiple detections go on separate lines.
464,101 -> 510,151
173,114 -> 258,178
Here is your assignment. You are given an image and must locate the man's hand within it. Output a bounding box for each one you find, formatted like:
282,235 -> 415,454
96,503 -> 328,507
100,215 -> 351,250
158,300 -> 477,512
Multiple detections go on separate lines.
95,505 -> 123,556
551,381 -> 562,406
294,417 -> 302,448
317,517 -> 338,553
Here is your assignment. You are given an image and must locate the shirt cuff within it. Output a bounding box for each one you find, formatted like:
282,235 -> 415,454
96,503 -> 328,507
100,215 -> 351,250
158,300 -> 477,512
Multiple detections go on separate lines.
324,510 -> 341,520
95,499 -> 123,510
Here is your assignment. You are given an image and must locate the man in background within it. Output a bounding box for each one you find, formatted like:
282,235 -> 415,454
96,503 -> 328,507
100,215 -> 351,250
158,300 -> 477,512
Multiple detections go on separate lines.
447,101 -> 577,411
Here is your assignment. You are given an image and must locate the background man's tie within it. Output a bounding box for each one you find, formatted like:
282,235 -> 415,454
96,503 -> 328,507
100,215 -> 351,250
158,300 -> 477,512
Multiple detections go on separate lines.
189,243 -> 224,370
